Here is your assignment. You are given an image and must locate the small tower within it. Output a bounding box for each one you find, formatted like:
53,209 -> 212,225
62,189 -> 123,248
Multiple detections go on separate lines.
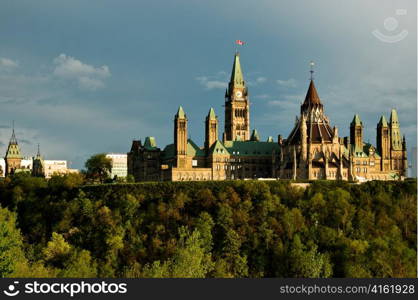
5,122 -> 22,176
377,115 -> 390,171
350,114 -> 363,150
389,109 -> 402,151
174,106 -> 188,168
402,135 -> 408,176
32,144 -> 45,177
205,107 -> 218,152
224,52 -> 250,141
300,114 -> 308,162
389,109 -> 403,171
250,129 -> 260,141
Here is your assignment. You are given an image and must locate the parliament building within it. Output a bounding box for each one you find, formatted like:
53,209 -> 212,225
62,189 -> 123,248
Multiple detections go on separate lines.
127,53 -> 407,182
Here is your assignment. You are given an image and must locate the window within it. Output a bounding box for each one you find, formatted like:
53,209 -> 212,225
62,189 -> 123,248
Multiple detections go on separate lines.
192,160 -> 197,167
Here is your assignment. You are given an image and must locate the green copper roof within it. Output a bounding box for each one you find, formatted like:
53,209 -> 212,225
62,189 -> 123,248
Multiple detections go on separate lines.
144,136 -> 157,150
352,143 -> 381,158
209,140 -> 230,155
389,109 -> 399,124
250,129 -> 260,141
207,107 -> 216,120
351,114 -> 362,126
161,143 -> 175,160
378,115 -> 388,127
223,140 -> 279,156
161,139 -> 206,160
176,106 -> 186,119
230,53 -> 245,88
187,139 -> 205,157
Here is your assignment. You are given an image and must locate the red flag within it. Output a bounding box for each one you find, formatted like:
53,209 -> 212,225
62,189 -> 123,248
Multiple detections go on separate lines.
236,40 -> 245,45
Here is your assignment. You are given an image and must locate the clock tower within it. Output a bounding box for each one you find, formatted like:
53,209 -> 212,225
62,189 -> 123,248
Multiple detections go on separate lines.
224,52 -> 250,141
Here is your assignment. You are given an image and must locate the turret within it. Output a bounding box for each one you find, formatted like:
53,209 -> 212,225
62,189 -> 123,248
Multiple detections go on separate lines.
250,129 -> 260,141
205,107 -> 218,152
174,106 -> 188,168
32,144 -> 45,177
350,114 -> 363,150
389,109 -> 402,151
5,123 -> 22,176
377,115 -> 390,160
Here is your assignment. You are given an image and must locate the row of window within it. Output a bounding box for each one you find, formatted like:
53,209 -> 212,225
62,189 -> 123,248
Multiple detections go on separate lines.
355,167 -> 368,173
355,160 -> 375,166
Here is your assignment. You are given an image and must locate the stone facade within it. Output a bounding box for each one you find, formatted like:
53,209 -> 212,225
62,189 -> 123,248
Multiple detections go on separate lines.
128,53 -> 408,182
276,80 -> 408,181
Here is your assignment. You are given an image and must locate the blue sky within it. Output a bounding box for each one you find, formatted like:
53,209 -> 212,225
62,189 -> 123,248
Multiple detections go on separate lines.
0,0 -> 416,169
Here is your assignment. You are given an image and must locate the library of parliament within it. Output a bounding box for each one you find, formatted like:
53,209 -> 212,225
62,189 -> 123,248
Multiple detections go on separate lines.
128,53 -> 408,182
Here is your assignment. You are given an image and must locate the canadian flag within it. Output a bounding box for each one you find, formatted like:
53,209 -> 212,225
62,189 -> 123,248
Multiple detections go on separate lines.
236,40 -> 245,45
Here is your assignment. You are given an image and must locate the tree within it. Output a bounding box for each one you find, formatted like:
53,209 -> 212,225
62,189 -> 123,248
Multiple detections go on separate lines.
0,206 -> 27,277
288,235 -> 332,278
84,154 -> 112,183
142,227 -> 214,278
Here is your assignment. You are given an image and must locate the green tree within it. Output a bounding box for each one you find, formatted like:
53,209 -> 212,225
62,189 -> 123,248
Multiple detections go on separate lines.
142,227 -> 214,278
0,207 -> 27,277
288,235 -> 332,278
43,232 -> 72,268
84,153 -> 112,183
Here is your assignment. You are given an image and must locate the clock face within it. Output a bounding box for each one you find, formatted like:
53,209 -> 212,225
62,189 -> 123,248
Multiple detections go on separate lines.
235,91 -> 242,98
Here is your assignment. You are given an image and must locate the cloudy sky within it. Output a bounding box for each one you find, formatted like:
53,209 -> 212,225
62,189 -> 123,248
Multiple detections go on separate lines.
0,0 -> 416,169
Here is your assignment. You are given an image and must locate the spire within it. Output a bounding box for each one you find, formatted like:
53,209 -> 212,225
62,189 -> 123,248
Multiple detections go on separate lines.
250,129 -> 260,141
10,120 -> 18,145
176,106 -> 186,119
351,114 -> 362,126
378,115 -> 388,127
302,80 -> 322,107
389,108 -> 399,124
36,143 -> 41,157
229,52 -> 245,88
207,107 -> 216,120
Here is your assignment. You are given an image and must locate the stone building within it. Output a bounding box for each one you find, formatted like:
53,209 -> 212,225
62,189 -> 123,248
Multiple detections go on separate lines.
1,129 -> 77,178
128,53 -> 408,182
4,127 -> 24,176
276,78 -> 408,181
128,53 -> 279,181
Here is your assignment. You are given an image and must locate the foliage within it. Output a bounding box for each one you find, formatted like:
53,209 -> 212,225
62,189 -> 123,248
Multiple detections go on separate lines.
0,176 -> 416,278
84,153 -> 112,183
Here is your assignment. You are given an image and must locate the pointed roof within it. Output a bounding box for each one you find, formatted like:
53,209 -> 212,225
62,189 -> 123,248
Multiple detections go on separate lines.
250,129 -> 260,141
144,136 -> 157,150
378,115 -> 388,127
35,143 -> 42,159
5,127 -> 22,159
209,140 -> 230,155
389,108 -> 399,124
303,80 -> 322,106
9,123 -> 18,145
267,136 -> 274,142
187,139 -> 205,157
230,52 -> 245,88
351,114 -> 362,126
176,106 -> 186,119
207,107 -> 216,120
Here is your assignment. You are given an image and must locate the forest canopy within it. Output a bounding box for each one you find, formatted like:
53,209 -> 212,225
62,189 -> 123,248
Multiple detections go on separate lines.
0,174 -> 416,278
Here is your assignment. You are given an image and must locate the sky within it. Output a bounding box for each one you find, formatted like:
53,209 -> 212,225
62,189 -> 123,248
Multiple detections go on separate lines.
0,0 -> 416,169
